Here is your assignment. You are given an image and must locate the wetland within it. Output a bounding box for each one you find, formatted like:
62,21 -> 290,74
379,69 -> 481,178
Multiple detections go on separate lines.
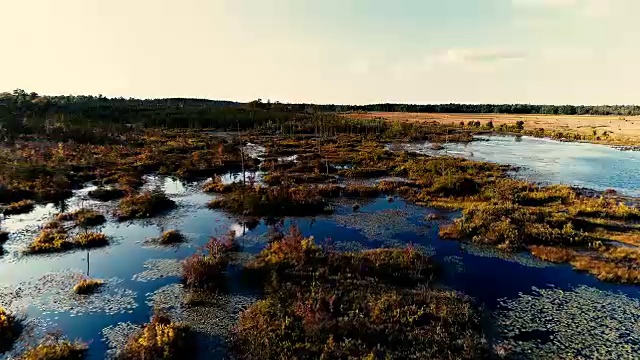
1,107 -> 639,359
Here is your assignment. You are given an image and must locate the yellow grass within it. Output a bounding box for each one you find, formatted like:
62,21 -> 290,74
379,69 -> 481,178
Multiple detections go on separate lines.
345,112 -> 640,145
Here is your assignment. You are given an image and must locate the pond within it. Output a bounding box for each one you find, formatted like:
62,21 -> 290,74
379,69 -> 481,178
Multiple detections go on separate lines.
1,174 -> 640,359
392,135 -> 640,197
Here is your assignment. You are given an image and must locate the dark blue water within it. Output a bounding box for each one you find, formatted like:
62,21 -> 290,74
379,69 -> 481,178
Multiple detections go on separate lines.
1,176 -> 639,359
395,135 -> 640,197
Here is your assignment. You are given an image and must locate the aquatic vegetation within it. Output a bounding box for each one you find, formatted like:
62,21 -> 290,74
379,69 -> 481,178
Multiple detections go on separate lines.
87,187 -> 126,202
146,284 -> 186,312
460,243 -> 550,269
116,313 -> 191,360
496,285 -> 640,359
0,307 -> 21,353
116,191 -> 176,220
72,278 -> 104,295
0,270 -> 137,316
73,232 -> 109,249
132,259 -> 182,282
182,237 -> 230,289
334,209 -> 429,242
2,200 -> 35,216
57,209 -> 106,227
157,230 -> 185,245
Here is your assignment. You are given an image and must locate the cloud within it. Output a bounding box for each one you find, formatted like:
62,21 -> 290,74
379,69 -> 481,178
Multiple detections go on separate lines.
436,49 -> 526,64
512,0 -> 579,8
513,0 -> 613,17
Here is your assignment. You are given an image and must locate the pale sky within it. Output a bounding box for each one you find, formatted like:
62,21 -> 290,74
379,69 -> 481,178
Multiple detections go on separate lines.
1,0 -> 638,105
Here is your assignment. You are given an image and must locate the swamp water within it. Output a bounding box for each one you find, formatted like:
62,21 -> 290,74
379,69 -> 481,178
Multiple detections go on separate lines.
392,135 -> 640,197
1,137 -> 640,359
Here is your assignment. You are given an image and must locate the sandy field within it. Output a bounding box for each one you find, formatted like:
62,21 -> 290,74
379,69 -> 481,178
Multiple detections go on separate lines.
345,112 -> 640,144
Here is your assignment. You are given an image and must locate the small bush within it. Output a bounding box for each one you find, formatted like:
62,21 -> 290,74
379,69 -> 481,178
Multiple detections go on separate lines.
158,230 -> 185,245
18,333 -> 87,360
73,232 -> 109,249
182,238 -> 230,289
247,226 -> 322,275
0,307 -> 20,353
3,200 -> 35,216
117,191 -> 176,220
117,313 -> 191,360
87,187 -> 126,201
73,278 -> 104,295
57,209 -> 106,227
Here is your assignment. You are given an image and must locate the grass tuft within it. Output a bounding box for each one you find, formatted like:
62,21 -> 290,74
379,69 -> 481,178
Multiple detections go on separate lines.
117,313 -> 191,360
158,230 -> 185,245
73,278 -> 104,295
18,333 -> 87,360
3,200 -> 35,216
116,191 -> 175,220
57,209 -> 106,227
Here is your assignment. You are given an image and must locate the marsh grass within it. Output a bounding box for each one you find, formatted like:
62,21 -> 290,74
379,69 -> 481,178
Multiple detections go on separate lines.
27,224 -> 108,254
116,313 -> 191,360
2,200 -> 35,216
87,187 -> 126,201
206,185 -> 330,217
0,307 -> 21,353
529,245 -> 576,263
73,232 -> 109,249
73,278 -> 104,295
182,237 -> 231,289
57,209 -> 106,227
157,230 -> 185,245
18,333 -> 87,360
234,227 -> 486,359
116,191 -> 176,220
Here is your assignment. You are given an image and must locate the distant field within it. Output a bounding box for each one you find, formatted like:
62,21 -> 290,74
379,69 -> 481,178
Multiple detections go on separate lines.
346,112 -> 640,143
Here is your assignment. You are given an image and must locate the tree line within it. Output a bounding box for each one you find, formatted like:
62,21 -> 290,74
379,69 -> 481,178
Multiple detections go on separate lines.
2,89 -> 639,141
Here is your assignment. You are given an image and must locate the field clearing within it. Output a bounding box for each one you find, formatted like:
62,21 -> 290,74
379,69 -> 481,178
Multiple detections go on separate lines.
345,112 -> 640,144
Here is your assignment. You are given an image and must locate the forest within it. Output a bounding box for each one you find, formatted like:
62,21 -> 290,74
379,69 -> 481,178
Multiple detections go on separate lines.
2,89 -> 639,142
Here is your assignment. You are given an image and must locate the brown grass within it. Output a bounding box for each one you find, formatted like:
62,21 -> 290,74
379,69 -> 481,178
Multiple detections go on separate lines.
346,112 -> 640,145
529,245 -> 576,263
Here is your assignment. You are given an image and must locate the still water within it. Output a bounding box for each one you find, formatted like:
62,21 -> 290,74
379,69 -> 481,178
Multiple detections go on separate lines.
1,172 -> 639,357
396,135 -> 640,197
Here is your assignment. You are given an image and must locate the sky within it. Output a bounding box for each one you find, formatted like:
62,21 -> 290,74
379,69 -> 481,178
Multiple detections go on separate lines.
1,0 -> 638,105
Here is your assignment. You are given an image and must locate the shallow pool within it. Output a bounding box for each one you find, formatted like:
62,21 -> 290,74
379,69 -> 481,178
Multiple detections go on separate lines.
397,135 -> 640,197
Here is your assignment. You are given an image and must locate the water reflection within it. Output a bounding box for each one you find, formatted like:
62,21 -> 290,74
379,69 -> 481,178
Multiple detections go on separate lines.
392,135 -> 640,196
